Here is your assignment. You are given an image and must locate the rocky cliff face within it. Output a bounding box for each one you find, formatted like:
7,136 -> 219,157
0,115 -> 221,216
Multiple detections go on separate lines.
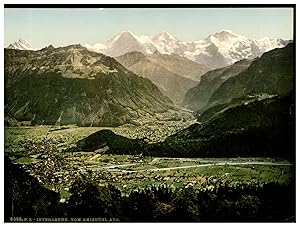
4,45 -> 174,126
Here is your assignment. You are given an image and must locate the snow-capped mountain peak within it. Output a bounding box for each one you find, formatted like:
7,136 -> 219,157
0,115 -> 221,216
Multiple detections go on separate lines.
154,31 -> 176,40
109,31 -> 136,43
207,30 -> 244,43
85,30 -> 290,69
18,37 -> 31,46
106,31 -> 136,46
217,30 -> 240,36
7,38 -> 33,50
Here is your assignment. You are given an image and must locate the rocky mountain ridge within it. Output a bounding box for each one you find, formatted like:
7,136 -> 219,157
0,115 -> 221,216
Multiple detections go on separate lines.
5,45 -> 175,126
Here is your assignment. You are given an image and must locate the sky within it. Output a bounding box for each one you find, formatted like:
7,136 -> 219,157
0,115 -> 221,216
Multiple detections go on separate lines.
4,7 -> 294,49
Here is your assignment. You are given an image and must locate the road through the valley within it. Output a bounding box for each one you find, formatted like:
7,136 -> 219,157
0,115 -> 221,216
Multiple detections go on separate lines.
93,161 -> 293,173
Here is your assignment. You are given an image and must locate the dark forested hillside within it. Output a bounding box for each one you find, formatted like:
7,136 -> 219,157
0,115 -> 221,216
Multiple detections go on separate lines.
4,156 -> 61,221
207,43 -> 294,108
159,93 -> 295,159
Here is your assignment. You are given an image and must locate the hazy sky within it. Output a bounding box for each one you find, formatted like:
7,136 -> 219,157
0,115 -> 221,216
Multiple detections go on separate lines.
4,8 -> 294,49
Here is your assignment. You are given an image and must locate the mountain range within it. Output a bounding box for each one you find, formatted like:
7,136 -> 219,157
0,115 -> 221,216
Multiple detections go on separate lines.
77,44 -> 295,159
206,43 -> 294,110
8,30 -> 289,70
116,51 -> 208,104
84,30 -> 289,69
5,34 -> 293,130
4,44 -> 174,126
183,43 -> 294,115
176,43 -> 294,158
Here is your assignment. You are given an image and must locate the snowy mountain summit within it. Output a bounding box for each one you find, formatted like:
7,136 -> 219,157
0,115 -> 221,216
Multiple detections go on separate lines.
85,30 -> 290,69
7,38 -> 33,50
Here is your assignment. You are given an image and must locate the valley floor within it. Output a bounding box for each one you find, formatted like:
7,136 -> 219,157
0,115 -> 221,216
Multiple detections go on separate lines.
4,125 -> 294,200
